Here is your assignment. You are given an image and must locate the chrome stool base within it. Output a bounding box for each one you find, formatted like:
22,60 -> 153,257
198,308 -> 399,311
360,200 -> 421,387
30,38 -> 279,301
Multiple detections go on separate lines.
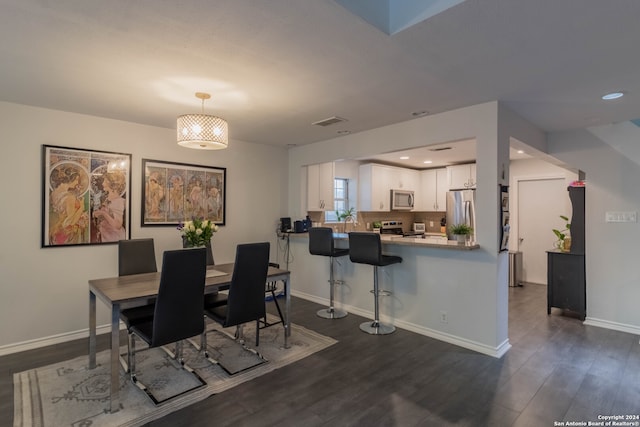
359,321 -> 395,335
317,307 -> 348,319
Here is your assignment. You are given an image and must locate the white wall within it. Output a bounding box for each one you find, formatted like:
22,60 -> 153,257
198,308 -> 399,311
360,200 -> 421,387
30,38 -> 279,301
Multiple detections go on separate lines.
548,127 -> 640,334
285,102 -> 514,354
0,101 -> 289,352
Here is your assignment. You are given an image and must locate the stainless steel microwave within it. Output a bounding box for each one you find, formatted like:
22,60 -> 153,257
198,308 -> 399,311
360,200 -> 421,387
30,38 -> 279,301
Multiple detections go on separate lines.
391,189 -> 414,210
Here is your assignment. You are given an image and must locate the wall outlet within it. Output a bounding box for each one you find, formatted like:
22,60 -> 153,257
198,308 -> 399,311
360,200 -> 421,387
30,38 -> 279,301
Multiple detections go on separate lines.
440,311 -> 448,323
605,211 -> 637,223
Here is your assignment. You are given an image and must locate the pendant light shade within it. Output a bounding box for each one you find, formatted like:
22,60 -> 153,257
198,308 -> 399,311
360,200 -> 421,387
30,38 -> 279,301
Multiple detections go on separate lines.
177,92 -> 229,150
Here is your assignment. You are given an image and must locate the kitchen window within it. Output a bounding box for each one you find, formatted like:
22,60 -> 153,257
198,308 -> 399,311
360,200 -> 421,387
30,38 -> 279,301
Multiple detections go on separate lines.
325,178 -> 351,222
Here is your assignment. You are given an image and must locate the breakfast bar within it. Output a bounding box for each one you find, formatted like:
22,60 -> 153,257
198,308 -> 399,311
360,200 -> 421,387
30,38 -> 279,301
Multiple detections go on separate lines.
279,230 -> 500,356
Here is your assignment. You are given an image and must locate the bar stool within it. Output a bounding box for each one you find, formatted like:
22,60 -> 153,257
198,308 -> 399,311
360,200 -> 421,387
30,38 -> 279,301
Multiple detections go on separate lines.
309,227 -> 349,319
348,232 -> 402,335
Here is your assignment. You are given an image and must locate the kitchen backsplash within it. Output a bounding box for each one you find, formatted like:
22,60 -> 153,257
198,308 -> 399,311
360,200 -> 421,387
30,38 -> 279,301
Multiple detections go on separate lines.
307,211 -> 446,234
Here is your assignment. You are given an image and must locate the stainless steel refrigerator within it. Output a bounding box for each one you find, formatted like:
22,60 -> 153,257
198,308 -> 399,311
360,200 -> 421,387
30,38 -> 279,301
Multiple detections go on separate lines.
446,189 -> 476,241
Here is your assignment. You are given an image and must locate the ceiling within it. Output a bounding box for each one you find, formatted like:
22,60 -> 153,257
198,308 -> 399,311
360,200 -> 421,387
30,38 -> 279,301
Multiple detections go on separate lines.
1,1 -> 639,148
358,139 -> 530,169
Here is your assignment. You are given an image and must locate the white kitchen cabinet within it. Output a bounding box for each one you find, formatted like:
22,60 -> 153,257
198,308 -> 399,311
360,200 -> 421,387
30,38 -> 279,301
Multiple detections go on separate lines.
419,168 -> 447,211
359,163 -> 420,211
394,167 -> 420,191
306,162 -> 334,211
447,163 -> 476,189
359,163 -> 392,211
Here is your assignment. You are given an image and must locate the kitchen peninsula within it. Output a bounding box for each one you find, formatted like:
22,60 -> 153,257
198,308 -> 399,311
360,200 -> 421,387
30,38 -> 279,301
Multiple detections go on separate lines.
278,229 -> 493,356
287,231 -> 480,250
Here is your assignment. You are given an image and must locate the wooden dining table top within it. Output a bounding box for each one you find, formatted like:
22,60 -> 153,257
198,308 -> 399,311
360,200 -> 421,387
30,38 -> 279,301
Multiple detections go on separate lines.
88,263 -> 289,306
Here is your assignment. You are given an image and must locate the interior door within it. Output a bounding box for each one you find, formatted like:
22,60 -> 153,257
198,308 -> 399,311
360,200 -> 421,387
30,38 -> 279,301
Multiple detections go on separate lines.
518,178 -> 569,285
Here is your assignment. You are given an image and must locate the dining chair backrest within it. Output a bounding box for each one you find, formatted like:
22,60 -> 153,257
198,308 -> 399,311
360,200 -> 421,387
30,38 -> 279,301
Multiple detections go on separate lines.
150,248 -> 206,347
348,232 -> 383,266
224,242 -> 270,327
118,238 -> 158,276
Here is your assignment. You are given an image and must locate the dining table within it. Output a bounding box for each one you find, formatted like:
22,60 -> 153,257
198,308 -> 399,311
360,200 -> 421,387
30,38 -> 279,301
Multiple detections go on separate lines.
88,263 -> 291,413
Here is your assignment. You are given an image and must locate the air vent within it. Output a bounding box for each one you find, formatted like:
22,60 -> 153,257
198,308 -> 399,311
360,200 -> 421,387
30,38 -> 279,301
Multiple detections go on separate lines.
312,116 -> 348,127
429,147 -> 452,152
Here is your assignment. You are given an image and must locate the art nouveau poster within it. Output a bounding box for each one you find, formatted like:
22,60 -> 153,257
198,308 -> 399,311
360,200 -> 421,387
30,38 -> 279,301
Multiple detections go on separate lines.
141,159 -> 226,226
42,145 -> 131,247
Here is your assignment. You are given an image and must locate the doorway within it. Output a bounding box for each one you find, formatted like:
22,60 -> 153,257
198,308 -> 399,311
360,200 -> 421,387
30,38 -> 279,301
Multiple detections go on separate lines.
517,177 -> 571,284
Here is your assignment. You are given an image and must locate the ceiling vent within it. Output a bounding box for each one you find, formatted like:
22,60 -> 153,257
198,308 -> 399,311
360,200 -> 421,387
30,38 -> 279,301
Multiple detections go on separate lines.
429,147 -> 452,152
312,116 -> 348,127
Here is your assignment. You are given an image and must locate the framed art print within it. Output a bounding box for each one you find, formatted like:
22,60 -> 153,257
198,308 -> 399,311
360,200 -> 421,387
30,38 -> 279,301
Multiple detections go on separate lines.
42,145 -> 132,247
141,159 -> 226,226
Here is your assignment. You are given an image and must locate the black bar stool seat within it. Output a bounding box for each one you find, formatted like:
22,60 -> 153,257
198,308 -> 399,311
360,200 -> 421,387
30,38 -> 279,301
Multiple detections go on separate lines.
348,232 -> 402,335
309,227 -> 349,319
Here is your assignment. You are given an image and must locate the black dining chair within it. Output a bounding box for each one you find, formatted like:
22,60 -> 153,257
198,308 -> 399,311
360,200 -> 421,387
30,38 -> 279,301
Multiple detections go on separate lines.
201,242 -> 270,354
258,262 -> 286,330
126,248 -> 207,404
118,239 -> 158,330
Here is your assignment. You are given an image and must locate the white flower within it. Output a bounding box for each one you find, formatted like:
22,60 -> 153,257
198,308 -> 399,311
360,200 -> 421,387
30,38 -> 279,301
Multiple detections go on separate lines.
195,228 -> 203,235
202,219 -> 209,227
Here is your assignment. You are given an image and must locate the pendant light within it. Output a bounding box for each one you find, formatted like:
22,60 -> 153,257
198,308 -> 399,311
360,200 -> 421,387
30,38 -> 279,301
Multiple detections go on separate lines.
177,92 -> 229,150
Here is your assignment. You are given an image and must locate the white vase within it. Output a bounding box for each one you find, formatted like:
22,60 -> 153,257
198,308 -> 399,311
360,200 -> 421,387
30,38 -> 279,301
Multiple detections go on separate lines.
455,234 -> 467,244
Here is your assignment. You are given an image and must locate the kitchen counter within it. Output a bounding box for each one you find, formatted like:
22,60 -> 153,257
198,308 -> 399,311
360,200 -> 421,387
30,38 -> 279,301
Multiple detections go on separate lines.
286,231 -> 480,250
280,228 -> 499,358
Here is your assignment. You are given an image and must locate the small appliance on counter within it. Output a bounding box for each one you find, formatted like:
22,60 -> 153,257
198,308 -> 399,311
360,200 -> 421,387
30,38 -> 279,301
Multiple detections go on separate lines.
280,217 -> 292,232
293,216 -> 313,233
413,223 -> 426,234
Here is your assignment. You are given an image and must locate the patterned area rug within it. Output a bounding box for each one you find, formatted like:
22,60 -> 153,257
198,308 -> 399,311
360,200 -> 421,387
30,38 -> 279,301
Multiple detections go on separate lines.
13,318 -> 336,427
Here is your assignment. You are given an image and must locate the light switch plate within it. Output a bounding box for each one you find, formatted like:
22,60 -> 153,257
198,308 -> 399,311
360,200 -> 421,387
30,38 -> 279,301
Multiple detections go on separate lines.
605,211 -> 637,223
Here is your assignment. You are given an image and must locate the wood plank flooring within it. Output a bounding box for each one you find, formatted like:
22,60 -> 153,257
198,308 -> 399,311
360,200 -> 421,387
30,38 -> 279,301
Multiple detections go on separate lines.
2,283 -> 639,426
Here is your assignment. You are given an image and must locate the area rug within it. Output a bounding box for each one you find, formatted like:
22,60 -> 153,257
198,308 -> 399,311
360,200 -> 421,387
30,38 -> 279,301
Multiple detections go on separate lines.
13,318 -> 336,427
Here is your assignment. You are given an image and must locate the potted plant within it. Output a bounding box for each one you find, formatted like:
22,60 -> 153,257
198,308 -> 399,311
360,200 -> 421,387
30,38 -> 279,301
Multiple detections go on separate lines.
372,221 -> 382,233
450,223 -> 473,244
552,215 -> 571,252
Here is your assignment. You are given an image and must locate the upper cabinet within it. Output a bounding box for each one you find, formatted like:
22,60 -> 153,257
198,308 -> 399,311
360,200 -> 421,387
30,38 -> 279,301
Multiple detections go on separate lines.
393,167 -> 420,191
359,163 -> 419,211
418,168 -> 447,211
306,162 -> 335,211
447,163 -> 476,189
359,163 -> 391,211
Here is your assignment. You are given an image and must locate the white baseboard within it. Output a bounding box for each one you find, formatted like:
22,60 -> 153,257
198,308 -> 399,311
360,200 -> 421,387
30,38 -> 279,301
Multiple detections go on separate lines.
0,324 -> 117,357
583,317 -> 640,337
291,290 -> 511,358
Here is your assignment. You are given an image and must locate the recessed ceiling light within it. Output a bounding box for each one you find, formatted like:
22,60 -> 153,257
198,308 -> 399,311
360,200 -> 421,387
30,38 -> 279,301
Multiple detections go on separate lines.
602,92 -> 624,100
400,156 -> 410,160
423,160 -> 433,164
517,150 -> 524,154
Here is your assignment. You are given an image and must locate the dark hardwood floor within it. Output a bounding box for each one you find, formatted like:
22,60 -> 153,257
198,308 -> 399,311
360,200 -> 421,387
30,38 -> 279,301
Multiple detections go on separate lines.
2,283 -> 639,426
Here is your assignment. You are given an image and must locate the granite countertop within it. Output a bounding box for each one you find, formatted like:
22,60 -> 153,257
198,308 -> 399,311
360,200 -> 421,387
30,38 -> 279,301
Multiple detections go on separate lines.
286,231 -> 480,251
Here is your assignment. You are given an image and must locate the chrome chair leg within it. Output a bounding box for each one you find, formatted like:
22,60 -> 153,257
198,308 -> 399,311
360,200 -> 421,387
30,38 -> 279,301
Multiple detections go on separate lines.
360,266 -> 395,335
317,256 -> 348,319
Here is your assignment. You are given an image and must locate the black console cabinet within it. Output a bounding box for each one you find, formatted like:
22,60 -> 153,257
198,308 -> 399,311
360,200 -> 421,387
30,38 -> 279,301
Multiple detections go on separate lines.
547,251 -> 586,320
547,185 -> 586,320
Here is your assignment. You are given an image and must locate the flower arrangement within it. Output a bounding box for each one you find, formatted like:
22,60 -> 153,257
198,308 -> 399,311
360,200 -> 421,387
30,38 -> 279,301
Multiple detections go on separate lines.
178,218 -> 218,247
